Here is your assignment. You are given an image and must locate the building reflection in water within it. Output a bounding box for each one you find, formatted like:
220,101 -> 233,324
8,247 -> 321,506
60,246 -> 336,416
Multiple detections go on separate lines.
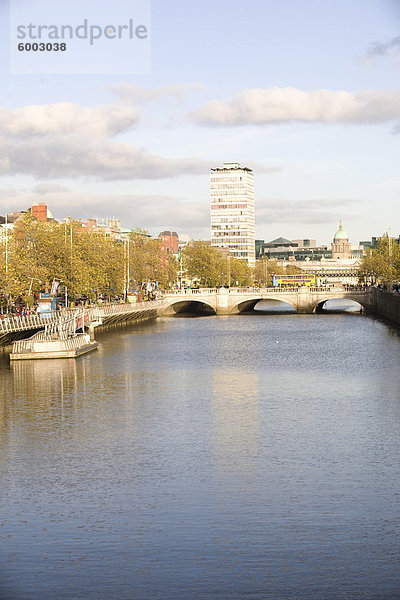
211,368 -> 259,480
11,358 -> 80,404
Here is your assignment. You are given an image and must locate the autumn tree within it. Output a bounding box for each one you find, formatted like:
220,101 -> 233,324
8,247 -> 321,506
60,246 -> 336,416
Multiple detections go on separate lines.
182,242 -> 226,287
182,242 -> 253,287
229,258 -> 252,286
126,231 -> 178,290
359,236 -> 400,284
253,258 -> 301,286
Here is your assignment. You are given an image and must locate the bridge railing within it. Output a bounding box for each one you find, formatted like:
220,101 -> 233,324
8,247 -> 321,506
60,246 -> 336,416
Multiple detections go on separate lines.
165,287 -> 302,295
163,286 -> 369,296
97,299 -> 164,314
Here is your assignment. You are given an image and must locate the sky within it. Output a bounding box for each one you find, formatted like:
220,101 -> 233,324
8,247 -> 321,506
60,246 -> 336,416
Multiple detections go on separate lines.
0,0 -> 399,245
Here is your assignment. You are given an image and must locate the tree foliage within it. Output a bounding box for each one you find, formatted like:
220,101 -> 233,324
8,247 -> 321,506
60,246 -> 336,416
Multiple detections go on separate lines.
182,242 -> 252,287
127,231 -> 178,290
253,258 -> 301,286
0,216 -> 177,306
359,237 -> 400,284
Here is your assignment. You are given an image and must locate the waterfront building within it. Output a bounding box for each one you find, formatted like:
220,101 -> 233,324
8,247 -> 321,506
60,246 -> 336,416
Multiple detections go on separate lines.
257,221 -> 364,286
158,231 -> 179,255
31,203 -> 48,223
360,234 -> 400,251
331,219 -> 352,259
256,237 -> 331,261
210,162 -> 255,267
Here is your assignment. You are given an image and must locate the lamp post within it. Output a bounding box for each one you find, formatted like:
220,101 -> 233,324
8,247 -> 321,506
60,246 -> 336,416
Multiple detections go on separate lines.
5,213 -> 8,278
264,258 -> 268,287
123,238 -> 131,302
28,277 -> 42,297
127,238 -> 130,299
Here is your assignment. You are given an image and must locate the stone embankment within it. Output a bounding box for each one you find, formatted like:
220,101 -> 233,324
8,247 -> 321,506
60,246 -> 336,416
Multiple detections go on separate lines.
371,288 -> 400,326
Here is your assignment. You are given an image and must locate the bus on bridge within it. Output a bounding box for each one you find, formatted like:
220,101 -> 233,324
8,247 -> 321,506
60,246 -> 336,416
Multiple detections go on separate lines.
273,274 -> 316,287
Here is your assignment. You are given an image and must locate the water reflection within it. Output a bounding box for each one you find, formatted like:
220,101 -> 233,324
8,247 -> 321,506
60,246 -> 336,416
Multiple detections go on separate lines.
254,299 -> 296,312
212,368 -> 259,476
322,299 -> 362,312
1,314 -> 400,599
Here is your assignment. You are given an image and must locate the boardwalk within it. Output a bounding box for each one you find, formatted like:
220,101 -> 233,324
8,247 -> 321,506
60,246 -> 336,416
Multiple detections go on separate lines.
0,301 -> 164,346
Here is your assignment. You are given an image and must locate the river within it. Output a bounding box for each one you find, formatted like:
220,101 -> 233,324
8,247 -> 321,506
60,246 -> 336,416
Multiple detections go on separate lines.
1,311 -> 400,599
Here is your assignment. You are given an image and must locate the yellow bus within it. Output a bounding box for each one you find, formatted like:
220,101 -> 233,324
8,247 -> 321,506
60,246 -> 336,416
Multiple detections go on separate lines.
272,274 -> 316,287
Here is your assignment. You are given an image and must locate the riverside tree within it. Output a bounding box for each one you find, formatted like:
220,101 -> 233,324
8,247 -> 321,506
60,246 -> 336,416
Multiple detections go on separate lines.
126,230 -> 178,291
359,236 -> 400,284
253,258 -> 301,286
0,215 -> 179,307
2,215 -> 124,302
182,241 -> 252,287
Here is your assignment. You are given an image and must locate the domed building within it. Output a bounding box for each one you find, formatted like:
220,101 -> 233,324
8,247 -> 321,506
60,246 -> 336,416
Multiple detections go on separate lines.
331,219 -> 352,260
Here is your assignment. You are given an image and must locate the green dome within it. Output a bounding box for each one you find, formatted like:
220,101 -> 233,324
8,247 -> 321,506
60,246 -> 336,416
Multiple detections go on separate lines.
334,228 -> 348,240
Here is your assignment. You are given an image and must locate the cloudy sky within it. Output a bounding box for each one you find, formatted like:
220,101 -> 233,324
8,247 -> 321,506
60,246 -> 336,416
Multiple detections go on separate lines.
0,0 -> 399,245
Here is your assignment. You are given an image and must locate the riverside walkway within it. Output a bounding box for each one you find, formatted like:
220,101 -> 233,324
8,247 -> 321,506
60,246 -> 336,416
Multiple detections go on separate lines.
0,300 -> 165,346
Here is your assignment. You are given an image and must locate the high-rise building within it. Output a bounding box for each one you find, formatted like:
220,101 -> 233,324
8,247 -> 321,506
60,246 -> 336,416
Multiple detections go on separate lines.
210,162 -> 255,266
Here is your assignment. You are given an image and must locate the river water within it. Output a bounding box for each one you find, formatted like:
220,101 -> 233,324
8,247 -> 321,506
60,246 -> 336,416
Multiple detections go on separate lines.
1,311 -> 400,600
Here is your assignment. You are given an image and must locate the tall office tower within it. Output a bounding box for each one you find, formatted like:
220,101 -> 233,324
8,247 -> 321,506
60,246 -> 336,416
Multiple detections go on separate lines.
210,162 -> 255,267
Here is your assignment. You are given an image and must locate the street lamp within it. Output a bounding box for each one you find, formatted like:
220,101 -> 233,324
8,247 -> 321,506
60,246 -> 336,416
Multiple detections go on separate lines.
28,277 -> 42,297
56,279 -> 68,309
5,213 -> 8,278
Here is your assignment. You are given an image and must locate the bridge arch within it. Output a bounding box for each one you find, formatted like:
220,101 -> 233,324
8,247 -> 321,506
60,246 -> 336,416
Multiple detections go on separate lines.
234,296 -> 297,313
162,299 -> 216,316
313,295 -> 366,314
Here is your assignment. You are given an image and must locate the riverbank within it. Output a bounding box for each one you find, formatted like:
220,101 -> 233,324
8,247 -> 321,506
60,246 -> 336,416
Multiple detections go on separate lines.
371,287 -> 400,326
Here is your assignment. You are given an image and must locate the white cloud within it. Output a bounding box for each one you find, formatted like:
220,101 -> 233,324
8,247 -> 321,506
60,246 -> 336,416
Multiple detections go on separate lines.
0,186 -> 209,236
0,135 -> 208,180
0,101 -> 139,138
0,83 -> 213,180
190,87 -> 400,127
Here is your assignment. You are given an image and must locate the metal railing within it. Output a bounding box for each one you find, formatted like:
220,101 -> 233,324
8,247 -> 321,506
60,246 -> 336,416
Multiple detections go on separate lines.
96,299 -> 164,317
12,332 -> 91,355
1,301 -> 165,337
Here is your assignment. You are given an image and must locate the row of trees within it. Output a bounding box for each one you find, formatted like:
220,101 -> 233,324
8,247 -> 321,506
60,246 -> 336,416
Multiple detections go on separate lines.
2,217 -> 398,307
0,215 -> 178,305
183,237 -> 400,288
0,216 -> 306,306
181,241 -> 301,287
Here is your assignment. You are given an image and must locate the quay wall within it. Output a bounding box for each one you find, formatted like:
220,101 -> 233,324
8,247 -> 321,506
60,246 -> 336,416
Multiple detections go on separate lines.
372,288 -> 400,326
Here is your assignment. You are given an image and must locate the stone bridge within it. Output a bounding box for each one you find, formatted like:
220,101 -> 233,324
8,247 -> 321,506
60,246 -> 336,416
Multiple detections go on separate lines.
0,289 -> 376,347
161,287 -> 374,315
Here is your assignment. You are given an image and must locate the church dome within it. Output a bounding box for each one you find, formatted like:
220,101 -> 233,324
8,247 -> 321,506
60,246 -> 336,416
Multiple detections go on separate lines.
334,219 -> 348,241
